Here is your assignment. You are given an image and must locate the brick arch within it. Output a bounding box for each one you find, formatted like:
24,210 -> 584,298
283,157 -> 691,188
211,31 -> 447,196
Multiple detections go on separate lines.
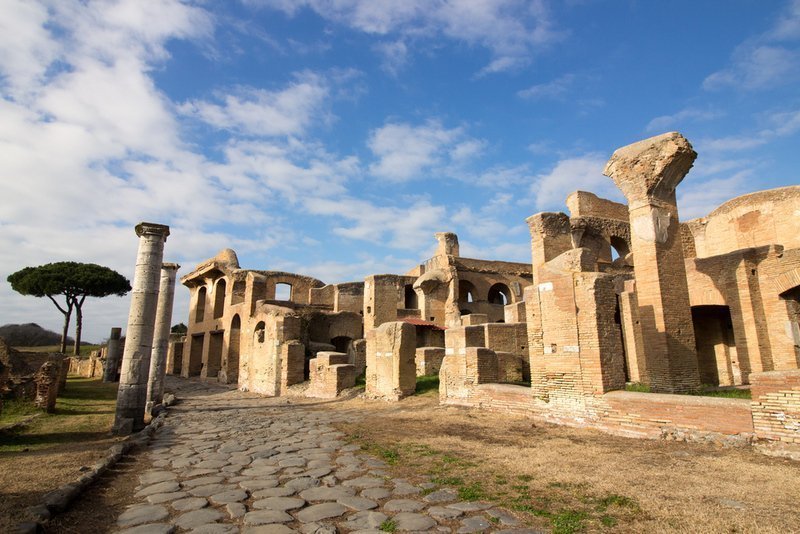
775,267 -> 800,297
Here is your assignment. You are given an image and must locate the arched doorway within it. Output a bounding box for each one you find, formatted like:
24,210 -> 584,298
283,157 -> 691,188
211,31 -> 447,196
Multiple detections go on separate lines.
195,286 -> 207,323
227,315 -> 241,384
214,279 -> 226,319
691,305 -> 739,386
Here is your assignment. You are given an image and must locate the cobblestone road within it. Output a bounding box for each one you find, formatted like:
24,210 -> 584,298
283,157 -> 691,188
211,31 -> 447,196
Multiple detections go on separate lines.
114,378 -> 540,533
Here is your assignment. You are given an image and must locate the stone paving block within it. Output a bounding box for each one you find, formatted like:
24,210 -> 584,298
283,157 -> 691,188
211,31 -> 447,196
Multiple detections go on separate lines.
182,476 -> 226,488
171,497 -> 209,512
188,483 -> 231,497
337,495 -> 378,510
429,505 -> 464,519
242,526 -> 299,534
252,496 -> 306,511
117,524 -> 176,534
243,510 -> 294,525
146,491 -> 189,504
360,487 -> 391,500
117,505 -> 170,528
383,498 -> 425,512
392,512 -> 437,531
225,502 -> 246,519
135,481 -> 181,498
423,488 -> 459,503
342,476 -> 385,489
295,502 -> 349,522
139,471 -> 177,486
458,516 -> 492,533
209,489 -> 249,504
299,486 -> 355,501
174,508 -> 224,530
188,524 -> 238,534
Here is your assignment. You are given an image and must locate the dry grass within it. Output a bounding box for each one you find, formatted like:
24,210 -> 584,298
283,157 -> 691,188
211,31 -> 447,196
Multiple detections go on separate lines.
0,377 -> 123,531
326,389 -> 800,533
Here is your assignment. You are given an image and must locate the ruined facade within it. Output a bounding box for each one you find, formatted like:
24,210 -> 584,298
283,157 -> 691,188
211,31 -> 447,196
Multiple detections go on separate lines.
168,132 -> 800,456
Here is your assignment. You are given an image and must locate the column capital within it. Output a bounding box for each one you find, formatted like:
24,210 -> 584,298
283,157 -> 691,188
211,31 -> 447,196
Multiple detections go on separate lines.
604,132 -> 696,204
161,262 -> 181,271
135,222 -> 170,240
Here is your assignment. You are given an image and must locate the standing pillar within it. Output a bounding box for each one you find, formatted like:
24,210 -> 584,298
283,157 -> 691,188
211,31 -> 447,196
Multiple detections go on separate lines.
146,262 -> 180,415
113,222 -> 170,434
604,132 -> 700,392
102,327 -> 122,382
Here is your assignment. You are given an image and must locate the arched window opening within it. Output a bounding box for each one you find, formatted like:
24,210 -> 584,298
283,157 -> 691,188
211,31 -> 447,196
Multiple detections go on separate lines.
404,284 -> 418,309
488,283 -> 511,306
195,286 -> 207,323
275,282 -> 292,301
610,236 -> 630,262
254,321 -> 266,344
459,280 -> 477,303
331,336 -> 352,354
214,279 -> 227,319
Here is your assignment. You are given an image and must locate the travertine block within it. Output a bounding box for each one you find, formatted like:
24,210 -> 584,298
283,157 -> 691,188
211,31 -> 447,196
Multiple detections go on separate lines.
365,321 -> 416,401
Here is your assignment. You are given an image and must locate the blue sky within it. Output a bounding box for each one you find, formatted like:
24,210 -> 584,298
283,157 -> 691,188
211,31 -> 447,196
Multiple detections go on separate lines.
1,0 -> 799,343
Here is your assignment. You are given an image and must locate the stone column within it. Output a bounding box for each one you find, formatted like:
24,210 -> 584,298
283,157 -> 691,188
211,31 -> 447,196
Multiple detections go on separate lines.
604,132 -> 700,392
145,262 -> 180,414
102,327 -> 122,382
113,222 -> 170,434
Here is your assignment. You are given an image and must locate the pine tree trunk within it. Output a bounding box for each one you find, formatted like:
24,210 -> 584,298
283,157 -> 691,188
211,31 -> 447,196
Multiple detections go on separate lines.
73,305 -> 83,356
60,307 -> 72,354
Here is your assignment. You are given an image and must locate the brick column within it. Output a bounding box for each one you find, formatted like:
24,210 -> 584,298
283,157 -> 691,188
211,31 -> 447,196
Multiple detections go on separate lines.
146,262 -> 180,414
113,222 -> 170,434
604,132 -> 699,392
102,327 -> 122,382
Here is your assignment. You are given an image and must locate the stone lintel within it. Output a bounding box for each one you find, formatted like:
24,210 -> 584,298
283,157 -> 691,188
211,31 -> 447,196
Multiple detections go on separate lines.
604,132 -> 696,203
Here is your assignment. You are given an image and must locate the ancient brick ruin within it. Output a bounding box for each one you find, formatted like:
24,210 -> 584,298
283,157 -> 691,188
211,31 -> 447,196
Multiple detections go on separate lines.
155,132 -> 800,457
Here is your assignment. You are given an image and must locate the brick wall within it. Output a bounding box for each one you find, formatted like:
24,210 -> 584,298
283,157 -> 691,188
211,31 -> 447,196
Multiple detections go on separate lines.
750,370 -> 800,456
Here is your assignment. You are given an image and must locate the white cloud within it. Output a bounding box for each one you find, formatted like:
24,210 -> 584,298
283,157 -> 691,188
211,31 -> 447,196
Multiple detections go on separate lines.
374,40 -> 410,76
302,196 -> 448,250
179,72 -> 330,137
517,74 -> 574,100
367,119 -> 471,181
703,1 -> 800,91
645,107 -> 724,132
249,0 -> 563,74
678,172 -> 751,220
530,153 -> 623,211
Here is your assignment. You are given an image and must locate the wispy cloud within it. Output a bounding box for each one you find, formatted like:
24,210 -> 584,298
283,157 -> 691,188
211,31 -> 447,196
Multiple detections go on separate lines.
646,107 -> 724,132
178,72 -> 330,137
248,0 -> 564,75
703,0 -> 800,91
517,73 -> 575,100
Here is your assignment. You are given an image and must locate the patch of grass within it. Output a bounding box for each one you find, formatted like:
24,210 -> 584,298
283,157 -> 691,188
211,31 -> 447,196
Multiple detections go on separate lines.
625,382 -> 651,393
0,398 -> 40,426
415,375 -> 439,395
626,381 -> 751,399
690,386 -> 751,399
377,446 -> 400,465
495,475 -> 508,485
355,373 -> 366,387
379,519 -> 397,532
458,482 -> 485,501
596,493 -> 638,511
420,486 -> 437,496
0,377 -> 118,453
552,510 -> 587,534
600,515 -> 617,527
517,474 -> 534,482
431,475 -> 464,486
